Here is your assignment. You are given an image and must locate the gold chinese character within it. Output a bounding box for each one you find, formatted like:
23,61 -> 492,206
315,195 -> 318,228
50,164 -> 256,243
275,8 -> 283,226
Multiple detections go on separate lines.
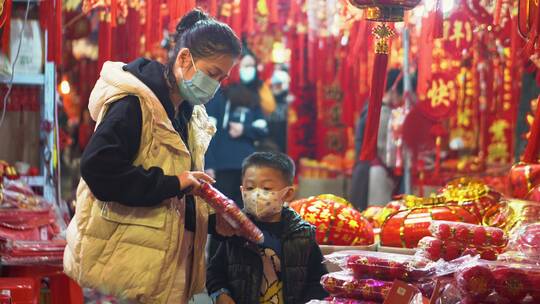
487,142 -> 509,163
428,79 -> 455,108
457,108 -> 472,127
450,21 -> 465,48
489,119 -> 510,142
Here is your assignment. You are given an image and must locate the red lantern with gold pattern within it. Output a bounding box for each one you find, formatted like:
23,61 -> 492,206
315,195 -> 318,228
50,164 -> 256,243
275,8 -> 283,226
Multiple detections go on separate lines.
439,178 -> 502,220
290,198 -> 374,246
380,196 -> 479,248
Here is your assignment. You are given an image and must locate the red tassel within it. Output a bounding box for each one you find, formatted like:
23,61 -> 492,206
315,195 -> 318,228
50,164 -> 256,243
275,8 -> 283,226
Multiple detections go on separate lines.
270,0 -> 278,24
110,0 -> 117,28
359,52 -> 389,161
435,136 -> 441,175
1,0 -> 12,56
433,0 -> 443,39
523,96 -> 540,163
494,0 -> 503,25
246,0 -> 255,34
210,0 -> 218,16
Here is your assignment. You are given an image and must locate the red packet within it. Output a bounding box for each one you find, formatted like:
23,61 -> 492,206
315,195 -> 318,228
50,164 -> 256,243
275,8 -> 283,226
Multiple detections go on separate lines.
383,280 -> 418,304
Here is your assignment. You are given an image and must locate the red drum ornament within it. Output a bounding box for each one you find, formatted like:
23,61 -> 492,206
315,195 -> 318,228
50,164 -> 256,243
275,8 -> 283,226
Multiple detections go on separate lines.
483,199 -> 540,233
380,196 -> 479,248
509,162 -> 540,199
290,198 -> 374,246
348,0 -> 421,22
439,178 -> 502,220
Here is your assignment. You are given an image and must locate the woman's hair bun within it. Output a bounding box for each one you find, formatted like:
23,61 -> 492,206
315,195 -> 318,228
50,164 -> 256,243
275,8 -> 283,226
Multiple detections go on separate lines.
176,8 -> 209,35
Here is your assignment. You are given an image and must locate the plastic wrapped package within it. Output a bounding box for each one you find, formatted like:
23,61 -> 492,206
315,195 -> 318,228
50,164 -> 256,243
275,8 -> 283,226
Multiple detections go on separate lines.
0,208 -> 57,241
0,239 -> 65,265
195,182 -> 264,244
320,271 -> 392,302
0,180 -> 44,209
306,299 -> 379,304
325,251 -> 435,282
430,221 -> 507,248
455,260 -> 540,303
505,223 -> 540,260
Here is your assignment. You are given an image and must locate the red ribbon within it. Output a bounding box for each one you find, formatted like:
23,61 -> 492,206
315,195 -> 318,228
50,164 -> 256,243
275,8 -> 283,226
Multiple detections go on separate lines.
433,0 -> 444,39
359,52 -> 389,161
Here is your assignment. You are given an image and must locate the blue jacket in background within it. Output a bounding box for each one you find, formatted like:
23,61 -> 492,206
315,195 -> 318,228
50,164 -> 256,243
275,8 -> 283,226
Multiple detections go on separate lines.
205,88 -> 269,171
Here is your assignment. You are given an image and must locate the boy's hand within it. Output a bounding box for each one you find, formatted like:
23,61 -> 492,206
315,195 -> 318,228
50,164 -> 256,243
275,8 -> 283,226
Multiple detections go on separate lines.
216,214 -> 236,237
217,293 -> 236,304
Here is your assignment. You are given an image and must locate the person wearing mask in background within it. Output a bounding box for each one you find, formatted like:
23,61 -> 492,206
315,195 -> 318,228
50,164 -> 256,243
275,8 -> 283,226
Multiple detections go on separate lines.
259,67 -> 291,153
205,51 -> 272,205
64,9 -> 242,303
205,52 -> 271,258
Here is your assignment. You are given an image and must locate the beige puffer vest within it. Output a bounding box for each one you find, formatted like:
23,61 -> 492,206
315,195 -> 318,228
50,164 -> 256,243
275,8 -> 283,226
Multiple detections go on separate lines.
63,61 -> 216,303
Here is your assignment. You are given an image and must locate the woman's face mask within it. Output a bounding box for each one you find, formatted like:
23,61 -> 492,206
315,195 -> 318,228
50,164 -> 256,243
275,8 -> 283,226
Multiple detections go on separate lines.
242,187 -> 290,221
178,51 -> 221,106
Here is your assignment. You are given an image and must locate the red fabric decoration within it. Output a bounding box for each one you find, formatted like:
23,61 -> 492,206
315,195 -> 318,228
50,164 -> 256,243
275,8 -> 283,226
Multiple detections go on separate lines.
359,52 -> 388,161
523,96 -> 540,163
0,0 -> 12,56
98,20 -> 112,70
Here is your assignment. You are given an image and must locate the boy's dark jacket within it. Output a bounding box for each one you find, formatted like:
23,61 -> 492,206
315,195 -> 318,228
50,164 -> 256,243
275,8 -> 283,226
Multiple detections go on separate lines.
207,207 -> 329,304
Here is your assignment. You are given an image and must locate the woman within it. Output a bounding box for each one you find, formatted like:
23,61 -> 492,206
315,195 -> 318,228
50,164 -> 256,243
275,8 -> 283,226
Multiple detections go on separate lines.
64,9 -> 242,303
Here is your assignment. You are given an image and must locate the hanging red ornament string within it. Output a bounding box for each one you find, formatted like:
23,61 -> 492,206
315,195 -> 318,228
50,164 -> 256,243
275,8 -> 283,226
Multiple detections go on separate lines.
359,24 -> 392,161
348,0 -> 421,162
0,0 -> 12,56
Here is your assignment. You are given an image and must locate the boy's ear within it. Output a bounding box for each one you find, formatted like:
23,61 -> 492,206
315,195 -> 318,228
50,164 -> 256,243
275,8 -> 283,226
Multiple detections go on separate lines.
283,186 -> 296,203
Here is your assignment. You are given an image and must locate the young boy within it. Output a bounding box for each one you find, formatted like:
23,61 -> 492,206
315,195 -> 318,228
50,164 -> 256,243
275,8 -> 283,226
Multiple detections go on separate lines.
207,152 -> 328,304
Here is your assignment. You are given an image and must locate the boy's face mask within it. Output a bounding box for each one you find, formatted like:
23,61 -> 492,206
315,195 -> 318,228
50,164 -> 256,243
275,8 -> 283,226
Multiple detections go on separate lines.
242,187 -> 290,220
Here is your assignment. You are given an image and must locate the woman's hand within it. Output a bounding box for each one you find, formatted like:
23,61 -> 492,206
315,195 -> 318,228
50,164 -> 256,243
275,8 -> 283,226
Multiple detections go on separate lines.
205,168 -> 216,179
177,171 -> 215,194
228,122 -> 244,138
217,293 -> 236,304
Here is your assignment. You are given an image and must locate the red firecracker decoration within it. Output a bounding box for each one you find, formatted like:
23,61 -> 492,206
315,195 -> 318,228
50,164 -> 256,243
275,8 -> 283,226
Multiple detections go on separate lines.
321,272 -> 393,302
346,251 -> 433,282
195,182 -> 263,244
290,198 -> 374,246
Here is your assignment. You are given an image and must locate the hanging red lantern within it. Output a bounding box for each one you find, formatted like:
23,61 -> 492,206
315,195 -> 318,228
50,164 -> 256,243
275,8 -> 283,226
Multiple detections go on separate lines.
347,0 -> 421,164
348,0 -> 421,22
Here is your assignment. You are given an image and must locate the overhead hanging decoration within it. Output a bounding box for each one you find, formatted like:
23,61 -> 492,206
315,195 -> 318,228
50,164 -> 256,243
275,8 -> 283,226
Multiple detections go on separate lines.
348,0 -> 421,162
